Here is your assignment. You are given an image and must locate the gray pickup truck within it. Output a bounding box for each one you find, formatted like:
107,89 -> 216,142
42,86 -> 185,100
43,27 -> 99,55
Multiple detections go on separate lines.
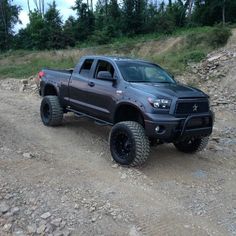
38,55 -> 214,166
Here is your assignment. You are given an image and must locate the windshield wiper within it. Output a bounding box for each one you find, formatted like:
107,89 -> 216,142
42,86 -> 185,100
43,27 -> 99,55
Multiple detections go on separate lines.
129,81 -> 148,83
129,81 -> 174,83
157,81 -> 172,83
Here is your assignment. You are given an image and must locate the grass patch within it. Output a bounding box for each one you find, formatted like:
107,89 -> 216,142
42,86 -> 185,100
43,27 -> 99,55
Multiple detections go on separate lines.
0,51 -> 76,78
152,49 -> 207,75
0,59 -> 75,78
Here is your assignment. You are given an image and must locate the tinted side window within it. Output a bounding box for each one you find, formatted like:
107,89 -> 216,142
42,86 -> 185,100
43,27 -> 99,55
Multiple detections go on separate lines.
79,59 -> 94,77
94,60 -> 115,79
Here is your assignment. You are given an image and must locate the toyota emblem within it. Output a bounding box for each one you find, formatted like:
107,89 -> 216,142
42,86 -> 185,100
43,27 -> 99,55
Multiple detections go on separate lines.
193,104 -> 198,112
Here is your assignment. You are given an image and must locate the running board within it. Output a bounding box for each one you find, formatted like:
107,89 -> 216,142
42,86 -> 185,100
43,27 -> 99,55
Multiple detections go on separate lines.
94,121 -> 109,126
66,108 -> 113,126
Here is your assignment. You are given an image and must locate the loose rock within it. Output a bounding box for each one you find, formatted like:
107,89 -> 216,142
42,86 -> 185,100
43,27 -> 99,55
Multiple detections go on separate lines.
22,152 -> 32,158
37,224 -> 46,234
3,223 -> 12,232
0,201 -> 10,213
11,207 -> 20,215
27,224 -> 37,234
40,212 -> 51,219
51,218 -> 62,227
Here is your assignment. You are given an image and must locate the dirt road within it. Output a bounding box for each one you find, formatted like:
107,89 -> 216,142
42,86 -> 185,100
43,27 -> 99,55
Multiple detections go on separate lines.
0,78 -> 235,236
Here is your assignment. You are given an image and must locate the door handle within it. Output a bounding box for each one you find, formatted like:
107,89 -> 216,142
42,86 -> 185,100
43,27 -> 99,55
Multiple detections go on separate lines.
88,81 -> 95,87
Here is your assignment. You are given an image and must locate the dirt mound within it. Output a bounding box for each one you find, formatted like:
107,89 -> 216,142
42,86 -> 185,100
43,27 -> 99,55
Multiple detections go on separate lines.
0,76 -> 39,94
226,28 -> 236,47
133,36 -> 183,57
176,29 -> 236,151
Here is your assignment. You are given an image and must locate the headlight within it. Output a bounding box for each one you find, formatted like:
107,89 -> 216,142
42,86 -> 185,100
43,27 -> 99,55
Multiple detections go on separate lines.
148,97 -> 171,109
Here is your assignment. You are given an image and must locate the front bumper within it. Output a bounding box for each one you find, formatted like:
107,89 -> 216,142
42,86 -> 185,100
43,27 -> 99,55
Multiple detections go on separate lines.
145,111 -> 214,142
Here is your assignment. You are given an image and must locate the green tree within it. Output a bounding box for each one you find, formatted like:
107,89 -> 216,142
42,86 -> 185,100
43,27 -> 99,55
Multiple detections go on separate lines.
16,1 -> 65,50
93,0 -> 122,42
122,0 -> 147,34
27,11 -> 46,49
193,0 -> 236,26
0,0 -> 21,51
63,16 -> 77,47
43,1 -> 64,49
171,0 -> 187,27
146,1 -> 175,34
107,0 -> 122,36
27,0 -> 45,16
12,0 -> 236,50
94,0 -> 106,31
73,0 -> 95,41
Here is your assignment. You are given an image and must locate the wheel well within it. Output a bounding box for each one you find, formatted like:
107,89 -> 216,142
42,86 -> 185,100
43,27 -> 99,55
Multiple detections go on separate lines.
43,84 -> 57,96
114,105 -> 144,126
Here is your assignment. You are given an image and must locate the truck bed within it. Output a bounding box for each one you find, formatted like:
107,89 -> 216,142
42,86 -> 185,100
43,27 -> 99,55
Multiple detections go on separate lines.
41,68 -> 73,84
44,68 -> 73,74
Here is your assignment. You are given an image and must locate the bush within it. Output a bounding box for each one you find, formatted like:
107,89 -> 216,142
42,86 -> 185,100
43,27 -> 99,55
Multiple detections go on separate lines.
186,32 -> 208,47
207,27 -> 232,48
155,17 -> 175,34
186,26 -> 231,49
90,30 -> 112,45
181,50 -> 206,63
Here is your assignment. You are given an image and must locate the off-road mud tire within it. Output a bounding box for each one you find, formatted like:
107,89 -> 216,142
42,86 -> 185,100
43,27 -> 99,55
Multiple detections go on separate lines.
40,96 -> 63,126
109,121 -> 150,166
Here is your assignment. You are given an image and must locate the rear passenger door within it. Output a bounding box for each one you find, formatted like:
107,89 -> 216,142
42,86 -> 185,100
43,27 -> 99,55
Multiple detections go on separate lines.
69,58 -> 95,113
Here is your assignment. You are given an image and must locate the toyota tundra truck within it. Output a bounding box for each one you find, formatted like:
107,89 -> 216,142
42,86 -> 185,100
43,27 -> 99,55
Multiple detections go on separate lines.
38,55 -> 214,166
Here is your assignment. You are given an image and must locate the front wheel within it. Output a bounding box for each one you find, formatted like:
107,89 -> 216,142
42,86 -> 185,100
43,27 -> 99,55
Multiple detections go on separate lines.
174,136 -> 209,153
109,121 -> 150,166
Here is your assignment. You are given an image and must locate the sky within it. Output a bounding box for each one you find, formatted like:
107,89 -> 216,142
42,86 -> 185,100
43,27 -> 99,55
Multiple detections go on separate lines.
14,0 -> 77,32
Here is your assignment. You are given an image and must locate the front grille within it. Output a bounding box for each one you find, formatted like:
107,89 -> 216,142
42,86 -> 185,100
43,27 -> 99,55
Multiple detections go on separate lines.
175,99 -> 209,115
187,117 -> 211,129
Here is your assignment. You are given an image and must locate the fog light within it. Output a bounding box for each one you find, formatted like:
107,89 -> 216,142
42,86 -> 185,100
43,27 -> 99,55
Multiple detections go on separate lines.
155,126 -> 160,133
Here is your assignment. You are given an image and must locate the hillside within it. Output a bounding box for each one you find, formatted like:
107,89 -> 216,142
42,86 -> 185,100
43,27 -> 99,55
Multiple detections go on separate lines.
0,26 -> 232,78
178,28 -> 236,153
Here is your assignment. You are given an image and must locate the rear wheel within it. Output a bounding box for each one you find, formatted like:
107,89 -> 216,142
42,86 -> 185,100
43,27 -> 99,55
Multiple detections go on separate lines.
109,121 -> 150,166
174,136 -> 209,153
40,96 -> 63,126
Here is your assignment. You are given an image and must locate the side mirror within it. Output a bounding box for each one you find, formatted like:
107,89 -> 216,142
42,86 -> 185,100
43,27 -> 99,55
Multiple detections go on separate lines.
97,71 -> 115,81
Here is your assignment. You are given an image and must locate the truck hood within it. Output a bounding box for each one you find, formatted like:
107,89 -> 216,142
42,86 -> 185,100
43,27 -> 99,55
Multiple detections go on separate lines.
129,82 -> 207,99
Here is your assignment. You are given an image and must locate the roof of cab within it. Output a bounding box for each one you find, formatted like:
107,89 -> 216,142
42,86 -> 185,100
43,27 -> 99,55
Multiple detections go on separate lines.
81,55 -> 151,63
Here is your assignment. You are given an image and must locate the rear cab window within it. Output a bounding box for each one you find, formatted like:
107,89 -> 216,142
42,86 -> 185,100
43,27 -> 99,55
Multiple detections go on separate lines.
79,59 -> 94,77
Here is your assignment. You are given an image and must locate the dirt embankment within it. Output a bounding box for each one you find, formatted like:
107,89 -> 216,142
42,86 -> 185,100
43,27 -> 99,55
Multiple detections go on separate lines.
0,31 -> 236,236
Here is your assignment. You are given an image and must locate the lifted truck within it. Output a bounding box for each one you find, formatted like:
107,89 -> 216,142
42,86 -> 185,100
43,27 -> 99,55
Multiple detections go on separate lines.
39,55 -> 214,166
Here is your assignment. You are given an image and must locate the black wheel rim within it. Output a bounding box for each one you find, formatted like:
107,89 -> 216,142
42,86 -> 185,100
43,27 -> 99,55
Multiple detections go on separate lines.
42,103 -> 50,122
187,137 -> 194,145
112,131 -> 133,160
185,137 -> 198,146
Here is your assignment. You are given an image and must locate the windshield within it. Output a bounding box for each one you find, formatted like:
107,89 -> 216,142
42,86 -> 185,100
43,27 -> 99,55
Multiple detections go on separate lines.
116,61 -> 175,83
